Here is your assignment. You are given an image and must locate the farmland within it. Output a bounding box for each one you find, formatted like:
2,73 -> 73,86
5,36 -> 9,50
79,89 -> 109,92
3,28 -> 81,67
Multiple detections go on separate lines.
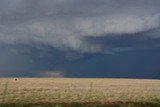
0,78 -> 160,107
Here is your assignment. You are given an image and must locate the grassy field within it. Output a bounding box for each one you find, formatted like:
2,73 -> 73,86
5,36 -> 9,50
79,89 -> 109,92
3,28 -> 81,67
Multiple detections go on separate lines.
0,78 -> 160,107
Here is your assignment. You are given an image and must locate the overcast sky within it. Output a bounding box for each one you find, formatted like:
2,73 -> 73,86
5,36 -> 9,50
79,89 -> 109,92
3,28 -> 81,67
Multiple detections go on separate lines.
0,0 -> 160,78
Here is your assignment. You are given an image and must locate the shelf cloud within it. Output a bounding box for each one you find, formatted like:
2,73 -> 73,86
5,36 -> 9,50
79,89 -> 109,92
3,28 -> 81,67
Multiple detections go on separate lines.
0,0 -> 160,78
0,0 -> 160,54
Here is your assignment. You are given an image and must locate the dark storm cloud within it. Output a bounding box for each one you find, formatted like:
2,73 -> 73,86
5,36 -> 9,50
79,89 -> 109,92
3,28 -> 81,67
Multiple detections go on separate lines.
1,0 -> 160,78
0,0 -> 160,53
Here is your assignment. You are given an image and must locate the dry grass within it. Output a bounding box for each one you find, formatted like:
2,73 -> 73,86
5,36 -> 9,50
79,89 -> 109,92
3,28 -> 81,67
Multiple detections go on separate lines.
0,78 -> 160,104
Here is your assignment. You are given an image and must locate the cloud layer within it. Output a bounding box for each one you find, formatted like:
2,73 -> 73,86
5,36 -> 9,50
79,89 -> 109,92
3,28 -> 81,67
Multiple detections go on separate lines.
1,0 -> 160,78
0,0 -> 160,53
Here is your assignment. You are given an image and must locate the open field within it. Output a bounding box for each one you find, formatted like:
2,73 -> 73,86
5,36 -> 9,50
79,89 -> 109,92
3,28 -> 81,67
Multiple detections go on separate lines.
0,78 -> 160,107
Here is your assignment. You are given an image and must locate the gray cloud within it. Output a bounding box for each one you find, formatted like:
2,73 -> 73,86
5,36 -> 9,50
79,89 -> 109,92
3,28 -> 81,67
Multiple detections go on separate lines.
37,71 -> 65,78
0,0 -> 160,54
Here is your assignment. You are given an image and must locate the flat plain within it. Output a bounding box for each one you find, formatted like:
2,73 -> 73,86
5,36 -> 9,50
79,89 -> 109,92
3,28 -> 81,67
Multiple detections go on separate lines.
0,78 -> 160,106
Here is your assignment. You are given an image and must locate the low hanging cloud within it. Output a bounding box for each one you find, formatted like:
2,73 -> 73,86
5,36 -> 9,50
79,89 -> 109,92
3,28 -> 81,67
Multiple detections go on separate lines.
37,71 -> 65,78
0,0 -> 160,54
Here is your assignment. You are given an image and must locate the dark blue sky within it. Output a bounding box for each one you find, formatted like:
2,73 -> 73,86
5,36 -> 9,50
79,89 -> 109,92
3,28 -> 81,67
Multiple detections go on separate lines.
0,0 -> 160,79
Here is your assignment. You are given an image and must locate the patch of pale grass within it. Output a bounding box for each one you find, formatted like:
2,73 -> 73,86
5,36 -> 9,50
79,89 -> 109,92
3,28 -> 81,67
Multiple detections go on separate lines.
0,78 -> 160,103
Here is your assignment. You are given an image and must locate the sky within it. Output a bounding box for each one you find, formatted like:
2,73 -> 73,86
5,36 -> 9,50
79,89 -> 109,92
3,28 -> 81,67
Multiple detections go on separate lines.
0,0 -> 160,79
